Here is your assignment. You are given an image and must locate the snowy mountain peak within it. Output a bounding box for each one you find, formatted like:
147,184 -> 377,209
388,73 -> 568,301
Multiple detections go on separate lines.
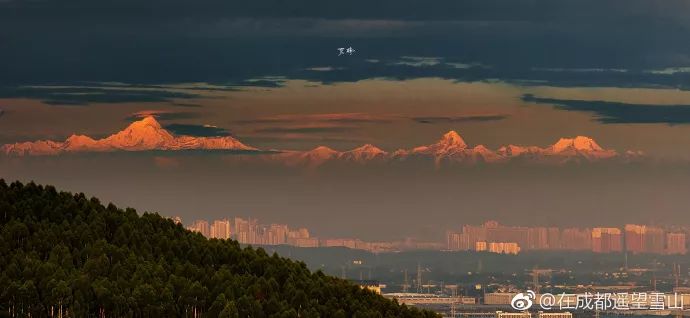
439,131 -> 467,148
552,136 -> 604,153
338,144 -> 388,163
308,146 -> 339,155
350,144 -> 386,154
104,116 -> 174,150
1,116 -> 257,155
133,116 -> 162,129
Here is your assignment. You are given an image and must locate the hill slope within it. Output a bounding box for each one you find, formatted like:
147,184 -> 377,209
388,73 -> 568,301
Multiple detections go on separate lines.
0,180 -> 438,318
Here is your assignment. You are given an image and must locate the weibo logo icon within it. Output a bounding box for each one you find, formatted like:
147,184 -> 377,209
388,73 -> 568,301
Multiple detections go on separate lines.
510,290 -> 535,310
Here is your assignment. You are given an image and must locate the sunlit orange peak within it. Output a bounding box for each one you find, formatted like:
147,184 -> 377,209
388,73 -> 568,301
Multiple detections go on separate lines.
553,136 -> 603,152
439,131 -> 467,148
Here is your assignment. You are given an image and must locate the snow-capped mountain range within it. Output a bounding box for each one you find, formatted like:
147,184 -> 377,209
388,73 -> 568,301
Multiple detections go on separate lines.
1,116 -> 641,166
279,130 -> 633,167
1,116 -> 256,156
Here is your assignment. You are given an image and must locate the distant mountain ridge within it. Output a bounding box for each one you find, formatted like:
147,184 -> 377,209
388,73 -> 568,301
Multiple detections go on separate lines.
1,116 -> 256,155
1,116 -> 641,166
279,132 -> 637,167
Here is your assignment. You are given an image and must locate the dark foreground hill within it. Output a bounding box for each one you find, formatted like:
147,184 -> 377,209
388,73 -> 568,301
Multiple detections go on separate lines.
0,180 -> 438,318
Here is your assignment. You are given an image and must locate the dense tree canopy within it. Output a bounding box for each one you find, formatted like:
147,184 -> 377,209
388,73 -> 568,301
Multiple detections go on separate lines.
0,180 -> 438,318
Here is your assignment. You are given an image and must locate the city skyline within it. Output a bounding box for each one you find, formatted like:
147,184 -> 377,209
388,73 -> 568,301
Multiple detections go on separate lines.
447,220 -> 687,255
174,215 -> 688,255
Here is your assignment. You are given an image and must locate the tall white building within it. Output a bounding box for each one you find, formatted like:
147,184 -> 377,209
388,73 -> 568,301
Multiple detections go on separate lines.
210,219 -> 231,239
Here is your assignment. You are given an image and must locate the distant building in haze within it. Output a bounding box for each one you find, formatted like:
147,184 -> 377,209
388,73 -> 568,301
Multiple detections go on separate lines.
322,238 -> 359,249
486,223 -> 529,250
666,232 -> 687,255
188,219 -> 210,237
624,224 -> 646,254
561,227 -> 592,250
234,217 -> 251,243
644,226 -> 665,254
528,227 -> 549,250
266,224 -> 289,245
487,242 -> 520,254
547,227 -> 561,249
592,227 -> 622,253
210,219 -> 231,239
476,240 -> 522,254
288,237 -> 319,248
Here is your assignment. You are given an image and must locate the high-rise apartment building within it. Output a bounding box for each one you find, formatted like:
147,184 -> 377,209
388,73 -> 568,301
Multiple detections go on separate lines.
547,227 -> 561,249
486,224 -> 529,249
266,224 -> 289,245
645,227 -> 665,254
592,227 -> 622,253
189,219 -> 210,237
286,227 -> 319,247
463,224 -> 487,249
561,228 -> 592,250
288,228 -> 311,239
210,219 -> 231,239
528,227 -> 549,250
447,231 -> 462,250
624,224 -> 646,254
666,232 -> 687,255
234,217 -> 257,244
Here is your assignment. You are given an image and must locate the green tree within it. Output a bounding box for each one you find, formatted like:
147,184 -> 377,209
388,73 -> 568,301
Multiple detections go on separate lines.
218,301 -> 239,318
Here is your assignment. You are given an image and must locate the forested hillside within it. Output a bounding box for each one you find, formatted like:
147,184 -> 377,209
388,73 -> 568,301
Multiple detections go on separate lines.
0,180 -> 438,318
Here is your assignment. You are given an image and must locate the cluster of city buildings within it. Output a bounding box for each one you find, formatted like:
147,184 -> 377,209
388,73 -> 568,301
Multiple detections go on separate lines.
172,216 -> 436,253
446,221 -> 688,255
172,216 -> 688,255
173,216 -> 320,248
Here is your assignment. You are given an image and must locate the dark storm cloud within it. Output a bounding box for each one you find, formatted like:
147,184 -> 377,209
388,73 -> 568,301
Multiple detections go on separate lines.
163,124 -> 232,137
254,126 -> 356,134
77,82 -> 244,92
236,113 -> 393,125
412,115 -> 508,124
4,0 -> 689,21
242,113 -> 505,128
522,94 -> 690,125
233,79 -> 285,88
0,86 -> 199,105
325,117 -> 392,124
3,0 -> 690,90
126,111 -> 202,121
170,103 -> 203,108
241,135 -> 366,144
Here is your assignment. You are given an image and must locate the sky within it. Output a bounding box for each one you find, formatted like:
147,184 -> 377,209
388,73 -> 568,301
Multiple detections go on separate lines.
2,0 -> 690,240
